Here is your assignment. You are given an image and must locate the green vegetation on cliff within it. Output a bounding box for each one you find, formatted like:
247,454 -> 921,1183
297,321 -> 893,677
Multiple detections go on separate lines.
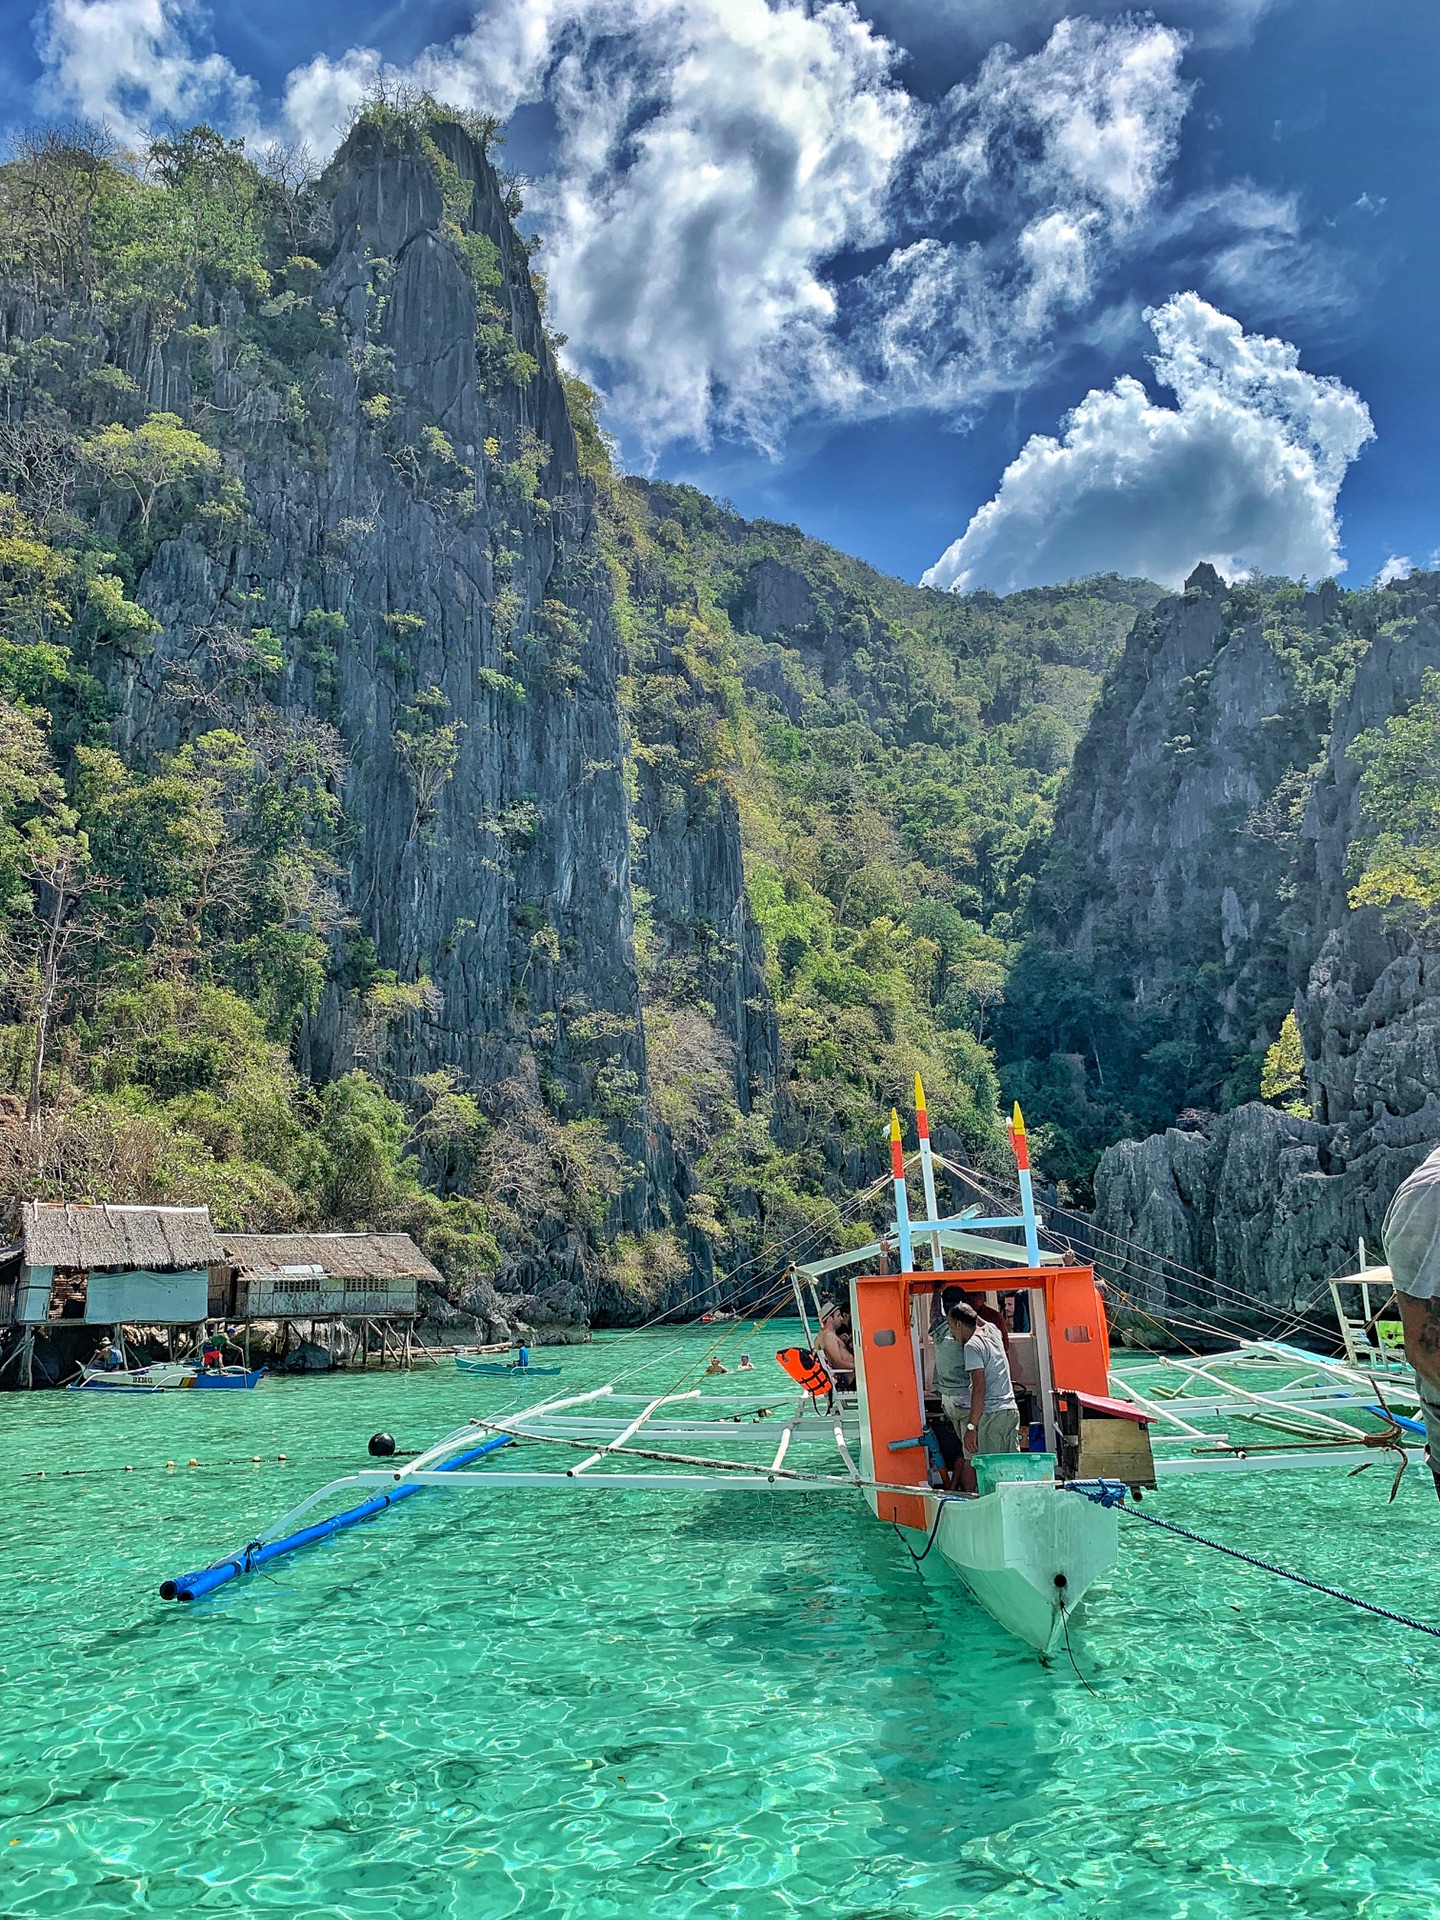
586,464 -> 1155,1264
0,113 -> 500,1288
1348,668 -> 1440,932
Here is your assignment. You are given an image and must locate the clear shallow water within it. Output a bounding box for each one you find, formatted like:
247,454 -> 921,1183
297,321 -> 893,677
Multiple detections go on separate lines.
3,1330 -> 1439,1919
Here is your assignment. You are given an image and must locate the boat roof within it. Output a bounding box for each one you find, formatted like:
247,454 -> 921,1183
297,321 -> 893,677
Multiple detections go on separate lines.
796,1224 -> 1063,1282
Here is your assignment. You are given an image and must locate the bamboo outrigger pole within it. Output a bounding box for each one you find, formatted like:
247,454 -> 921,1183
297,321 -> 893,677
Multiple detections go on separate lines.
160,1435 -> 513,1600
1008,1101 -> 1041,1267
888,1109 -> 914,1272
914,1074 -> 943,1273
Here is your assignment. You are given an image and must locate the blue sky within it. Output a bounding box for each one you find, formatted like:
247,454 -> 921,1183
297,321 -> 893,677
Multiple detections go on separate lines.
2,0 -> 1433,591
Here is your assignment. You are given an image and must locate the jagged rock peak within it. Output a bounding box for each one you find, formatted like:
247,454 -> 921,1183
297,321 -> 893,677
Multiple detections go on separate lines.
1184,560 -> 1226,597
1068,571 -> 1440,1311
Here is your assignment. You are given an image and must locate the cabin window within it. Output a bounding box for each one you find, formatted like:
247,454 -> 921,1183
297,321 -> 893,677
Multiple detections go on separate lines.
1001,1289 -> 1033,1334
873,1329 -> 896,1347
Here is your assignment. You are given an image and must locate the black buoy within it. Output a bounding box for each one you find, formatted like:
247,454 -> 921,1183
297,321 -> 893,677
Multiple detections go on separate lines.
368,1432 -> 397,1458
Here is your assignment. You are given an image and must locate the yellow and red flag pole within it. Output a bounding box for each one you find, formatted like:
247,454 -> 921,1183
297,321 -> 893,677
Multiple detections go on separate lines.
914,1073 -> 943,1273
1007,1101 -> 1041,1267
889,1109 -> 914,1273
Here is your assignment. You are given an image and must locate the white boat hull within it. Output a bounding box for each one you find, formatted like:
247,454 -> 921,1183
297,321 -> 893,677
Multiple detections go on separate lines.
915,1481 -> 1118,1655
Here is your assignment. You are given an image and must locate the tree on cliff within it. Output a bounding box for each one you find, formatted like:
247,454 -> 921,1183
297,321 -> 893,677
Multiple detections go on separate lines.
1260,1011 -> 1308,1117
81,413 -> 220,528
1349,670 -> 1440,933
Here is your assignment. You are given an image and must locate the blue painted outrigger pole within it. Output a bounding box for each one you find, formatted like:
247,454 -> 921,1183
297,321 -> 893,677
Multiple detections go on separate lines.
160,1436 -> 511,1601
888,1109 -> 914,1272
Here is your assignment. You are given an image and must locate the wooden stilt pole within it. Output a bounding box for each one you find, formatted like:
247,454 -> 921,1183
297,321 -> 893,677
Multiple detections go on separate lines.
403,1322 -> 412,1371
407,1321 -> 439,1367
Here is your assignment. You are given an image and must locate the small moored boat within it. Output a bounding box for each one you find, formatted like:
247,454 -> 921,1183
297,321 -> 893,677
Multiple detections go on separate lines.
454,1357 -> 563,1377
70,1362 -> 266,1393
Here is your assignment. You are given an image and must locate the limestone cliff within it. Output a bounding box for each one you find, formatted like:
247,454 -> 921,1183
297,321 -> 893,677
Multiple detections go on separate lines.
83,117 -> 774,1310
1032,567 -> 1440,1318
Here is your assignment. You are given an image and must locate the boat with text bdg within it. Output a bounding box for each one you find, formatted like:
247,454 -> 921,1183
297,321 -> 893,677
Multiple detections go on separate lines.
70,1361 -> 266,1392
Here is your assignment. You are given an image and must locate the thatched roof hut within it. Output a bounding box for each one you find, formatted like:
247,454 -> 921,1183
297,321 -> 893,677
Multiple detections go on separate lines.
7,1202 -> 222,1325
22,1201 -> 222,1272
217,1232 -> 437,1319
219,1232 -> 440,1283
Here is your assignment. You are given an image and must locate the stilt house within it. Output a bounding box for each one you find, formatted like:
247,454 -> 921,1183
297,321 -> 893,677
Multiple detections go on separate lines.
214,1232 -> 438,1321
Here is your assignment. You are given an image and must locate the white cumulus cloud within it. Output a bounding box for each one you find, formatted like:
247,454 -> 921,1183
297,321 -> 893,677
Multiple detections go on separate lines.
538,0 -> 915,449
36,0 -> 257,148
918,15 -> 1189,226
853,18 -> 1188,415
921,293 -> 1374,594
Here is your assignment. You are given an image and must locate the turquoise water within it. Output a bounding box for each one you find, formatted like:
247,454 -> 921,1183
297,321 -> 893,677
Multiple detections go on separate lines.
3,1330 -> 1439,1918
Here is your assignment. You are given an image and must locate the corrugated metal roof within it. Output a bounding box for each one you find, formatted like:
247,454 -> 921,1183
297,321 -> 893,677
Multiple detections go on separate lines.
23,1201 -> 223,1272
219,1232 -> 442,1285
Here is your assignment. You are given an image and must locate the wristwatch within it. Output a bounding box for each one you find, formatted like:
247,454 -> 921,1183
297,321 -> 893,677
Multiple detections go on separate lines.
965,1422 -> 977,1432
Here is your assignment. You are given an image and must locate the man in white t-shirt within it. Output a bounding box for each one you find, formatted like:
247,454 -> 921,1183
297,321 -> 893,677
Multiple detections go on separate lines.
1382,1143 -> 1440,1498
932,1299 -> 1019,1492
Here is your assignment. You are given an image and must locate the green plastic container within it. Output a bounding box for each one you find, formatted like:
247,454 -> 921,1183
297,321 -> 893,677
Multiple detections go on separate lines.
974,1452 -> 1056,1495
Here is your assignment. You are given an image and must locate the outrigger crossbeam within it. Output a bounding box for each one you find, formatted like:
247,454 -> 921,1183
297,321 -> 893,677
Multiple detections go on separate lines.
158,1387 -> 863,1601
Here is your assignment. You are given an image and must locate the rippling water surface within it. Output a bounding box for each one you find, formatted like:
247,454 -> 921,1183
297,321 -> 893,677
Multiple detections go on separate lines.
3,1330 -> 1439,1918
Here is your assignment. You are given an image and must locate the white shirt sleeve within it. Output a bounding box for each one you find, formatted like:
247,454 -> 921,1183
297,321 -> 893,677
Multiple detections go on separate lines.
1384,1145 -> 1440,1300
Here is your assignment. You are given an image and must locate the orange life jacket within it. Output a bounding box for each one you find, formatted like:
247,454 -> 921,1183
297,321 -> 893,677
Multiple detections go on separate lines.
776,1347 -> 833,1396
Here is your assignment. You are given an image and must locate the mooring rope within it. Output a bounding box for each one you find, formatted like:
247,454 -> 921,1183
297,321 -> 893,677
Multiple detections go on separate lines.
1066,1480 -> 1440,1640
891,1498 -> 950,1568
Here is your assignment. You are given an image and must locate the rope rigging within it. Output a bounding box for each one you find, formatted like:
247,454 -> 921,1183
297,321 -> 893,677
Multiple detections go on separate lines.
1066,1480 -> 1440,1641
932,1150 -> 1350,1351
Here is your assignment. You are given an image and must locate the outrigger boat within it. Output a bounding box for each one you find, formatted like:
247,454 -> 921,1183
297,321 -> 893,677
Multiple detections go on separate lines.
453,1357 -> 563,1377
71,1360 -> 266,1393
159,1082 -> 1425,1654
